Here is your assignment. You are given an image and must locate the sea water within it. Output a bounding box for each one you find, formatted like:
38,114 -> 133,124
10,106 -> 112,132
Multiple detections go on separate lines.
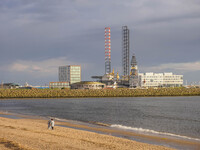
0,96 -> 200,141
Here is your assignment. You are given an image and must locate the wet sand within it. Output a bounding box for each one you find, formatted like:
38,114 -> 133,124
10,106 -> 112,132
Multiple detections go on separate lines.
0,116 -> 175,150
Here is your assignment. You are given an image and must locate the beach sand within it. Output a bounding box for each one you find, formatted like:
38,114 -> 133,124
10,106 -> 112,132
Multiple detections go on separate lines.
0,116 -> 176,150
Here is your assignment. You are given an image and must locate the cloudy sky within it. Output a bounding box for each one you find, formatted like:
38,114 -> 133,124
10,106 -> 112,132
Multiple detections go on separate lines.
0,0 -> 200,85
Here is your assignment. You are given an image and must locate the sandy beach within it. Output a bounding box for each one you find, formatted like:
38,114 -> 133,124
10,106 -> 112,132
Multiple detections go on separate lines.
0,116 -> 176,150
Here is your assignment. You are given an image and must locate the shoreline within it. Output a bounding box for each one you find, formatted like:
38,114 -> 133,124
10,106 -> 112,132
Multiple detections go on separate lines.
1,112 -> 200,150
0,95 -> 200,100
0,115 -> 174,150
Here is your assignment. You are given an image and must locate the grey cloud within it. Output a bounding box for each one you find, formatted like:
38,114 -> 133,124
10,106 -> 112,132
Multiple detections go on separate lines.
141,61 -> 200,72
0,0 -> 200,84
0,57 -> 93,85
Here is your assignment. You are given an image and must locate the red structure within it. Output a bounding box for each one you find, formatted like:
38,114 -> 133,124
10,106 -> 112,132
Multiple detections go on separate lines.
105,27 -> 111,74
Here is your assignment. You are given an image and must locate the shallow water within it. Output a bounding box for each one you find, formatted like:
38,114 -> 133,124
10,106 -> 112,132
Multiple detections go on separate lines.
0,96 -> 200,141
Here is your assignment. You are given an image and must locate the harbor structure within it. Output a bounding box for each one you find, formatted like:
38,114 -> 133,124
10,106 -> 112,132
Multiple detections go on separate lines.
93,26 -> 136,87
91,27 -> 113,85
59,65 -> 81,84
94,26 -> 185,89
129,54 -> 139,88
122,26 -> 130,80
105,27 -> 111,74
139,72 -> 183,88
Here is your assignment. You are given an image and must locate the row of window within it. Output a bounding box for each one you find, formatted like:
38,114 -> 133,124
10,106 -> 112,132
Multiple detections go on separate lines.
71,74 -> 81,78
143,83 -> 182,86
50,85 -> 70,88
50,83 -> 69,85
74,85 -> 104,88
164,81 -> 183,83
70,72 -> 81,75
141,78 -> 182,80
71,79 -> 81,81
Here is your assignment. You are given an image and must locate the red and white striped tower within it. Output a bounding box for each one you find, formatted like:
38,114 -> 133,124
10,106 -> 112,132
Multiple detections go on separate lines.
105,27 -> 111,74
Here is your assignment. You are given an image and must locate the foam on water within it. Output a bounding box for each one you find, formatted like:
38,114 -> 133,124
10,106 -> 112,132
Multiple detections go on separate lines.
110,124 -> 200,142
52,116 -> 200,142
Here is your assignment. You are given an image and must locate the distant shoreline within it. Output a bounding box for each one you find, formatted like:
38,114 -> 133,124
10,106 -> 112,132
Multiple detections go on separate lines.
0,88 -> 200,99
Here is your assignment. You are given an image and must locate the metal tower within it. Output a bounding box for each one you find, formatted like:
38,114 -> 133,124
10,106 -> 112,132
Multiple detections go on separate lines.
131,55 -> 137,69
105,27 -> 111,74
129,54 -> 139,88
122,26 -> 130,77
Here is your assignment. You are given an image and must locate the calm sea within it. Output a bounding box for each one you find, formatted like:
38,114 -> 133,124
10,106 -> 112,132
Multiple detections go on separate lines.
0,96 -> 200,141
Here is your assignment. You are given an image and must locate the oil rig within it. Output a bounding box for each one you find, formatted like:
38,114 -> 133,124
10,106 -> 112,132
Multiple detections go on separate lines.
92,26 -> 139,88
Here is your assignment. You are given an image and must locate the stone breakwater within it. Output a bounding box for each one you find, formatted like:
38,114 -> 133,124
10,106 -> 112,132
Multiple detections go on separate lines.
0,88 -> 200,99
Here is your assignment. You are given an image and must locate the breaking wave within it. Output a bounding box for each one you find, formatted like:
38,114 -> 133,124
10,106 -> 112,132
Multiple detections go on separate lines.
110,124 -> 200,141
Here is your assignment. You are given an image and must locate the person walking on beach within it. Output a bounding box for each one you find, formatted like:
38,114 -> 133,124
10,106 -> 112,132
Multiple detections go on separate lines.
48,119 -> 51,129
48,119 -> 55,130
50,119 -> 55,130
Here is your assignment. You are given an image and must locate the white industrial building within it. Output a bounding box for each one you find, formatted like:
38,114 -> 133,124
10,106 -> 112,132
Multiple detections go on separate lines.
59,65 -> 81,84
139,72 -> 183,88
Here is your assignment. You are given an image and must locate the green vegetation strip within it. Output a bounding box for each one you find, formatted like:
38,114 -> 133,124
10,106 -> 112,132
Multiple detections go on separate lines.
0,88 -> 200,99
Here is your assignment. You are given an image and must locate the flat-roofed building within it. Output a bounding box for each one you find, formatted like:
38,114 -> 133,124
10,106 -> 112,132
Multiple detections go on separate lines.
49,82 -> 70,89
139,72 -> 183,88
163,72 -> 183,87
1,83 -> 19,89
71,81 -> 106,89
59,65 -> 81,84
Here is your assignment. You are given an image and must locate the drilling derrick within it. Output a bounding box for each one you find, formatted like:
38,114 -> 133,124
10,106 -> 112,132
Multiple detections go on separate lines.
105,27 -> 111,74
122,26 -> 130,80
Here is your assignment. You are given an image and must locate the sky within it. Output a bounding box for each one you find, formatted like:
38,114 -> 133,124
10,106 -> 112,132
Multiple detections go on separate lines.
0,0 -> 200,86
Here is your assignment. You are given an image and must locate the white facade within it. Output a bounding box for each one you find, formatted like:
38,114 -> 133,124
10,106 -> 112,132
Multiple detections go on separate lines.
139,72 -> 183,88
49,82 -> 70,89
59,65 -> 81,84
71,81 -> 106,89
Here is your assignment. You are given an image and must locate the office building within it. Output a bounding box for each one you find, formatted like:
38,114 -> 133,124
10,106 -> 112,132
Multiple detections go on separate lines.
59,65 -> 81,84
163,72 -> 183,87
139,72 -> 183,88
